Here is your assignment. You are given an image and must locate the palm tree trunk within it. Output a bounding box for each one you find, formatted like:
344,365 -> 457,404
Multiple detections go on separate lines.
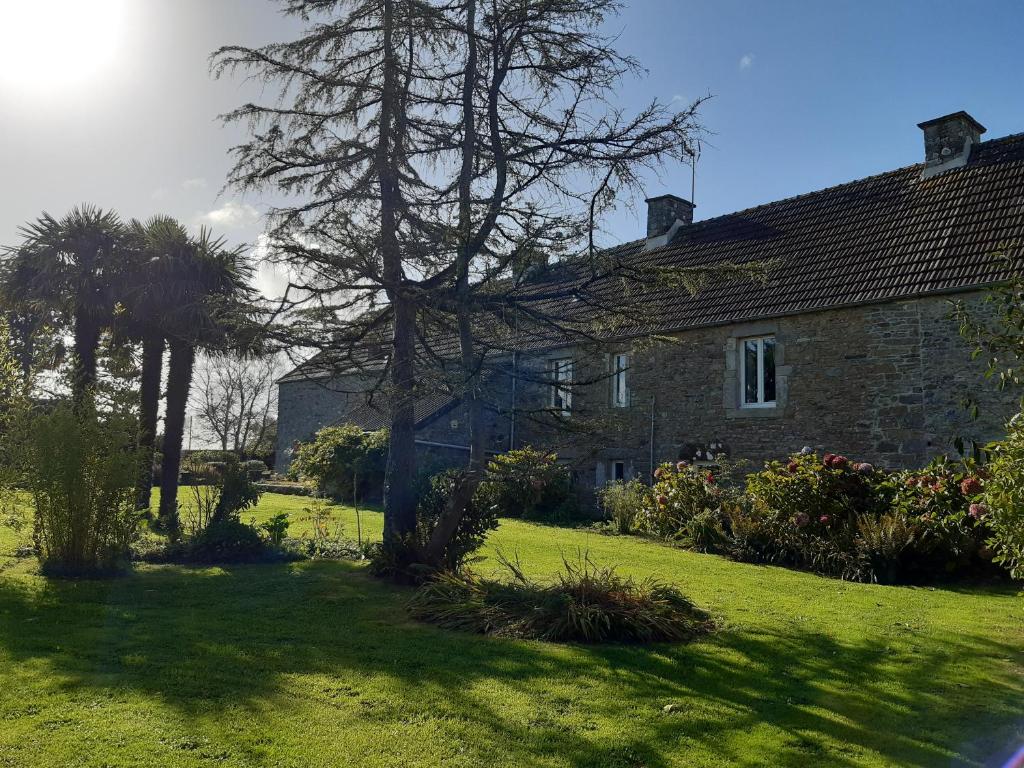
134,333 -> 164,512
71,308 -> 100,404
158,338 -> 194,538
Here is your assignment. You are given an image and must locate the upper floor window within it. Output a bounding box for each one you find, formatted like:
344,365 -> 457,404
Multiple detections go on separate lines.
610,353 -> 629,408
740,336 -> 776,408
548,358 -> 573,414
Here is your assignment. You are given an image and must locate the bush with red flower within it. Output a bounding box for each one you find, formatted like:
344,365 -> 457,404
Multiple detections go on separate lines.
637,462 -> 730,551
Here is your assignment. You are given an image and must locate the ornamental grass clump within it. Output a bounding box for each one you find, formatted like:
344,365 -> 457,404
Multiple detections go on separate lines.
408,552 -> 713,644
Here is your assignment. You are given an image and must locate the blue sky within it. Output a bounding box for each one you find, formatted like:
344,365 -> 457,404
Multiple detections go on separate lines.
602,0 -> 1024,236
1,0 -> 1022,291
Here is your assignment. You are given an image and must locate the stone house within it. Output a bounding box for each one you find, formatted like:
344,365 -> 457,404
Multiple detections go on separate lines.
276,111 -> 1024,494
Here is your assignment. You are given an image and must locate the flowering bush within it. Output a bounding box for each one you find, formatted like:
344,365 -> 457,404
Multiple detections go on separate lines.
738,450 -> 997,582
746,450 -> 892,530
887,457 -> 992,578
635,462 -> 729,550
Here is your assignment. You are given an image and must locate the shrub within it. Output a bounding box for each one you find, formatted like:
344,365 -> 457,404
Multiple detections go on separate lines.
260,512 -> 290,546
477,446 -> 577,522
408,552 -> 713,644
15,402 -> 142,576
165,456 -> 270,564
746,451 -> 892,527
182,456 -> 263,536
889,458 -> 990,579
184,518 -> 269,564
244,459 -> 268,480
598,479 -> 650,534
981,418 -> 1024,578
636,462 -> 727,546
288,424 -> 388,502
415,469 -> 499,571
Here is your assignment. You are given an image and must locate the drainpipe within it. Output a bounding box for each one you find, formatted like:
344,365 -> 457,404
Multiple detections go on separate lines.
649,395 -> 656,481
509,350 -> 518,451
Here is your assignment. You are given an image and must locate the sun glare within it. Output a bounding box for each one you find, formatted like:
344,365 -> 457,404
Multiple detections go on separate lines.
0,0 -> 127,97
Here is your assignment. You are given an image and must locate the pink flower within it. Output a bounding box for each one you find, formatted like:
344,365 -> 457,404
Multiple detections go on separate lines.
855,462 -> 874,475
786,461 -> 799,474
705,472 -> 715,485
823,453 -> 836,465
657,494 -> 669,506
819,514 -> 830,524
794,512 -> 810,527
654,467 -> 666,479
676,461 -> 688,471
969,503 -> 989,520
960,477 -> 982,496
906,476 -> 920,488
831,455 -> 849,469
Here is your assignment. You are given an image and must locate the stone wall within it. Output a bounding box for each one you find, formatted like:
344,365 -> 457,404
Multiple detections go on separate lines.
276,293 -> 1014,498
274,372 -> 378,473
512,292 -> 1013,501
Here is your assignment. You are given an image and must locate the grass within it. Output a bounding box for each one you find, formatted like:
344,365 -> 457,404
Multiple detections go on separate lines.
0,493 -> 1021,767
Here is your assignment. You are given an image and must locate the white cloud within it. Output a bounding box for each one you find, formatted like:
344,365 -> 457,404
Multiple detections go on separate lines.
195,201 -> 261,230
739,53 -> 755,71
182,177 -> 208,190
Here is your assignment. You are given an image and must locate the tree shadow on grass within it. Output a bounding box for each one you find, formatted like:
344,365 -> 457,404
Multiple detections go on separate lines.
0,561 -> 1021,767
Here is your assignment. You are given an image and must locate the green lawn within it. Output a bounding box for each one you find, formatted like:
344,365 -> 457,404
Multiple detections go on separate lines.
0,493 -> 1022,767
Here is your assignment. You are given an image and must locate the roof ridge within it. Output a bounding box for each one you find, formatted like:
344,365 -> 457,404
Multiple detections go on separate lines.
629,130 -> 1024,250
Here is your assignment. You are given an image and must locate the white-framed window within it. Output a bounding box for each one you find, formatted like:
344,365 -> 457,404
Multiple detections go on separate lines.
740,336 -> 777,408
610,353 -> 629,408
611,460 -> 626,482
548,358 -> 573,414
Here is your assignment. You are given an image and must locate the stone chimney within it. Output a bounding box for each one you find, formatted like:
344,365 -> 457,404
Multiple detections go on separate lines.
918,111 -> 986,179
644,194 -> 695,250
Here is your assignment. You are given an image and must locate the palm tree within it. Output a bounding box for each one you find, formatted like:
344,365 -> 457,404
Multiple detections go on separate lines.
119,217 -> 194,512
0,205 -> 126,403
155,228 -> 255,535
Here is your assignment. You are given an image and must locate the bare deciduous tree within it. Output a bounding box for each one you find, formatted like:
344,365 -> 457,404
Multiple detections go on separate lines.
191,354 -> 281,455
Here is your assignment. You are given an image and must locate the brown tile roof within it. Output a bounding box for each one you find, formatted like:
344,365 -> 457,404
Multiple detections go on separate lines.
586,131 -> 1024,337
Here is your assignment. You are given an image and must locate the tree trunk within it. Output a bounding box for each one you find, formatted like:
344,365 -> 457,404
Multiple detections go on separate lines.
383,297 -> 418,542
421,0 -> 486,568
71,308 -> 100,404
158,339 -> 195,538
134,334 -> 164,512
378,0 -> 418,546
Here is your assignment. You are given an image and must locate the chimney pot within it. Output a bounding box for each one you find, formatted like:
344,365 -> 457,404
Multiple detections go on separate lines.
917,111 -> 986,178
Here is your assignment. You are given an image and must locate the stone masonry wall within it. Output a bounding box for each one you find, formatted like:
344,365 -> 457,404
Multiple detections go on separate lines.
513,292 -> 1012,502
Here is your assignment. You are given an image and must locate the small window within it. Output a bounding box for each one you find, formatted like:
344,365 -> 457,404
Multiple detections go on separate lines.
610,353 -> 629,408
548,358 -> 573,414
612,460 -> 626,482
740,336 -> 776,408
